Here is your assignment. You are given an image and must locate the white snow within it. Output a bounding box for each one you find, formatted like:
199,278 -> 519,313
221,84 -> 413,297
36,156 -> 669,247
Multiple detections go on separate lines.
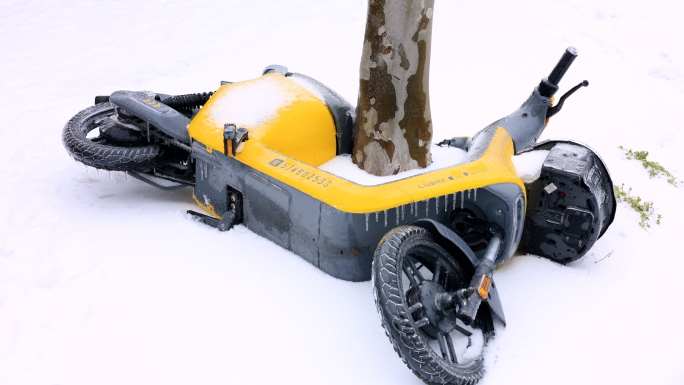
206,75 -> 297,129
319,145 -> 466,185
2,1 -> 684,385
288,75 -> 327,102
513,150 -> 550,183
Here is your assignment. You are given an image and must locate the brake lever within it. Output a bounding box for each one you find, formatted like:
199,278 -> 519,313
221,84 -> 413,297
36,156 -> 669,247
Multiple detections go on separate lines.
546,80 -> 589,119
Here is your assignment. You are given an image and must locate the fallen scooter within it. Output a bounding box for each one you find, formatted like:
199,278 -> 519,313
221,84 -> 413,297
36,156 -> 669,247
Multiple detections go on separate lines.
63,47 -> 615,384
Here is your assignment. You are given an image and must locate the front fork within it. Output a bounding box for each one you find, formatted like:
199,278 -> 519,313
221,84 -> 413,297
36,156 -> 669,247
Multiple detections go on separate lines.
436,225 -> 503,325
456,235 -> 501,324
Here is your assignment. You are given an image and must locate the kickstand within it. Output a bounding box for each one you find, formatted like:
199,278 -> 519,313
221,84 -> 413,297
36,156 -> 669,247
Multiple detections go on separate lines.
187,210 -> 238,232
217,211 -> 237,231
186,189 -> 243,232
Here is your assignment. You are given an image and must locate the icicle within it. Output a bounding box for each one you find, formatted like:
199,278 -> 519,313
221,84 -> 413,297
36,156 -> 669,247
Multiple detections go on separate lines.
365,213 -> 370,231
383,210 -> 388,227
445,195 -> 448,212
435,196 -> 439,214
468,189 -> 471,199
97,169 -> 100,180
401,205 -> 405,221
461,192 -> 464,209
125,171 -> 128,180
108,171 -> 112,181
375,211 -> 379,222
474,188 -> 478,201
453,192 -> 457,210
425,200 -> 429,216
415,202 -> 418,217
396,207 -> 399,226
410,202 -> 413,215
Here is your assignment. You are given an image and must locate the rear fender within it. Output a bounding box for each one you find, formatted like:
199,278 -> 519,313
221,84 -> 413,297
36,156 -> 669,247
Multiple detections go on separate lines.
410,219 -> 506,326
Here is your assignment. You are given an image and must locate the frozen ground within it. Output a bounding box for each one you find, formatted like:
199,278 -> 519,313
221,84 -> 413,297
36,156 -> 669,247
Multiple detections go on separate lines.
1,1 -> 684,384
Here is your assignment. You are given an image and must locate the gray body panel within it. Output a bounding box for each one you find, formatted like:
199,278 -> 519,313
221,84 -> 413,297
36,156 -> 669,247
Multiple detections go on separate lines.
487,88 -> 552,153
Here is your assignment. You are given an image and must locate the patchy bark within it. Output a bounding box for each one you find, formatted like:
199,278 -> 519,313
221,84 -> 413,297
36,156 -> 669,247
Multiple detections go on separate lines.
352,0 -> 434,176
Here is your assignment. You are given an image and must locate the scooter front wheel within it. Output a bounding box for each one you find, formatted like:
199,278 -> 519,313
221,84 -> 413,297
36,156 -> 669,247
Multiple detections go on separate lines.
372,226 -> 494,385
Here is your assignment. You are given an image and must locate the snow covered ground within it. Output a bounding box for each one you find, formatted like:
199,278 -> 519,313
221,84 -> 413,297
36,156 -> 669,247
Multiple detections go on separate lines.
1,1 -> 684,384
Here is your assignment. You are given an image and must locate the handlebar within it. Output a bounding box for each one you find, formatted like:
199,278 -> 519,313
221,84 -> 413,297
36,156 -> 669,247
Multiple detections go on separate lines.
538,46 -> 578,98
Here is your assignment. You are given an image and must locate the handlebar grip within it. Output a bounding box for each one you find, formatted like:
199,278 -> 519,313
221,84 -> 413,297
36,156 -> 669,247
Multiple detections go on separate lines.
548,47 -> 578,84
538,46 -> 578,97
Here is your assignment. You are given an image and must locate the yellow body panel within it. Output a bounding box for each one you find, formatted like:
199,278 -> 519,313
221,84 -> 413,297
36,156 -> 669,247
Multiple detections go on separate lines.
189,73 -> 337,167
193,193 -> 218,217
226,127 -> 523,214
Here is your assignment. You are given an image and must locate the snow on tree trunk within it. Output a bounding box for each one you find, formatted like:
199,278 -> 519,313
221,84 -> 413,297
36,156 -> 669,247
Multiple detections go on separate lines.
352,0 -> 434,176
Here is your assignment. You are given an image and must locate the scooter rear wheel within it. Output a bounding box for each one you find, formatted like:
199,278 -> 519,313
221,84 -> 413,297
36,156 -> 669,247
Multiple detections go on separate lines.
63,102 -> 166,171
372,226 -> 494,385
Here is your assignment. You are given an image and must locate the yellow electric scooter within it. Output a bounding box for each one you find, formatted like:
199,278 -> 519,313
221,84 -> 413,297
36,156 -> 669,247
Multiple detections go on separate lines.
63,47 -> 615,384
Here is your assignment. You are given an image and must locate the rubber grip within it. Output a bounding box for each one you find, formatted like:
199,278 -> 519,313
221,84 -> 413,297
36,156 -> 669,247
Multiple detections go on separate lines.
548,46 -> 578,86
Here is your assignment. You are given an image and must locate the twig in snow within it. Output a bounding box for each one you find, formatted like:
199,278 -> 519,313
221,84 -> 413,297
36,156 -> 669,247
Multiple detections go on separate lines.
594,251 -> 613,264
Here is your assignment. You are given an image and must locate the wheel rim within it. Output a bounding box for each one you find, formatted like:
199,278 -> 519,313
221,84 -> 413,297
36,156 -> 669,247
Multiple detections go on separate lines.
397,235 -> 493,368
82,104 -> 147,147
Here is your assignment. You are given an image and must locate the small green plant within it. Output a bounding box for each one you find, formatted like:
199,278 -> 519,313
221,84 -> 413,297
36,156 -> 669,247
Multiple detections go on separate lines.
619,146 -> 680,186
613,184 -> 662,229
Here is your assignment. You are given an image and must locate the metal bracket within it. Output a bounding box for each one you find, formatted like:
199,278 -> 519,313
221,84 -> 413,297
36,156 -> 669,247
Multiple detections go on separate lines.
223,124 -> 249,156
127,170 -> 191,190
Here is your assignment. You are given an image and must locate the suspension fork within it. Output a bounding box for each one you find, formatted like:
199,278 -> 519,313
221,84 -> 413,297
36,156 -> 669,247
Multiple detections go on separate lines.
455,233 -> 502,325
435,220 -> 504,325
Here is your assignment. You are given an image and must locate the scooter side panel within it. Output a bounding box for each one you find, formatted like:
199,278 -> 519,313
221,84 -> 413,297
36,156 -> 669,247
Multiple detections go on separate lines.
193,144 -> 324,268
244,173 -> 292,250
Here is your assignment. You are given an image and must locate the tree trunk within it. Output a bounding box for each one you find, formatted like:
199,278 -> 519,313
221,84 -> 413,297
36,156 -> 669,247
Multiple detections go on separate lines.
352,0 -> 434,176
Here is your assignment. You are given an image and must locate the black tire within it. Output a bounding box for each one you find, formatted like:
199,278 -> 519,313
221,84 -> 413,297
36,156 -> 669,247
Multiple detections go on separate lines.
372,226 -> 494,385
62,102 -> 165,171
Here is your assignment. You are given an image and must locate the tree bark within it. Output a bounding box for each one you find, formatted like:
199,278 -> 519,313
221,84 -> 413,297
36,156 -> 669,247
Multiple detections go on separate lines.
352,0 -> 434,176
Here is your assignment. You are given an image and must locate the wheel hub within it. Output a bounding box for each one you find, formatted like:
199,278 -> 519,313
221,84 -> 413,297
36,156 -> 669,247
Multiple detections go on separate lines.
410,281 -> 459,336
99,114 -> 146,145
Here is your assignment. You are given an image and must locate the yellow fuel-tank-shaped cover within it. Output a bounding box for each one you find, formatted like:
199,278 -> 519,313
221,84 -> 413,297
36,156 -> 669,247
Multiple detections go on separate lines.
189,73 -> 337,167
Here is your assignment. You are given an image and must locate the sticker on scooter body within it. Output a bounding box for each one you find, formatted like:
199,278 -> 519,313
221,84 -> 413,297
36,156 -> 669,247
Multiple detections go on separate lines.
269,158 -> 333,187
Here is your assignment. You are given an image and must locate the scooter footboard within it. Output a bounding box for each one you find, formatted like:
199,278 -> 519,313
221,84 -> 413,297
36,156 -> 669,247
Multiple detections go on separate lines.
521,141 -> 616,264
